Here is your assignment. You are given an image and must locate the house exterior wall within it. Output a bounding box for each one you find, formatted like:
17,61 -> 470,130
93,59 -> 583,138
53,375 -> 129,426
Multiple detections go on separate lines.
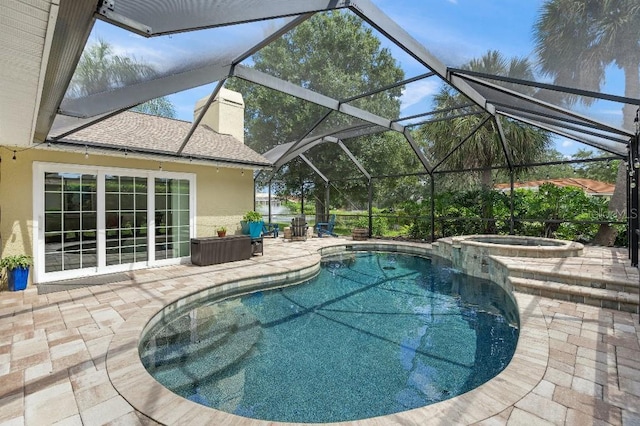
0,148 -> 254,284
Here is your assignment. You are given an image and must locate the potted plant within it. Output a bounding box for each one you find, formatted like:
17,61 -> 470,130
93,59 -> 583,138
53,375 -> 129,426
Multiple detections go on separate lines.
1,254 -> 33,291
243,211 -> 264,239
217,226 -> 227,238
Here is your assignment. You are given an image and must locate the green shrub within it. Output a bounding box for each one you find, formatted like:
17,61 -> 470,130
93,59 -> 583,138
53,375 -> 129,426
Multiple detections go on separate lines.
1,255 -> 33,270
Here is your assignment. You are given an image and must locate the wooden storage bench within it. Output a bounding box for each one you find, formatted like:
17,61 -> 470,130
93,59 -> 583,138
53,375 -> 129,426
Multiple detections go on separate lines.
190,235 -> 252,266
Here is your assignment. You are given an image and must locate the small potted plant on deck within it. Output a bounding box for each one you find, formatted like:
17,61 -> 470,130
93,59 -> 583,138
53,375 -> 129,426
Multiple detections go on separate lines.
217,226 -> 227,238
1,254 -> 33,291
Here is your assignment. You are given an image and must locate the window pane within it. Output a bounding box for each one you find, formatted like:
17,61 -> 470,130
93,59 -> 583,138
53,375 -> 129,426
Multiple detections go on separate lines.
120,176 -> 134,193
155,194 -> 166,210
45,253 -> 61,272
64,214 -> 80,232
45,193 -> 62,212
105,193 -> 119,210
82,212 -> 96,231
135,193 -> 147,209
121,193 -> 134,210
106,248 -> 120,266
179,194 -> 189,210
64,193 -> 81,211
63,174 -> 81,191
81,249 -> 97,268
82,175 -> 97,193
45,173 -> 62,191
45,213 -> 62,232
105,175 -> 119,192
82,193 -> 97,211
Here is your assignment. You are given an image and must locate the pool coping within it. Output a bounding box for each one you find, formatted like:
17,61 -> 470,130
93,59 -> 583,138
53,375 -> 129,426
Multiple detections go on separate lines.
105,241 -> 549,425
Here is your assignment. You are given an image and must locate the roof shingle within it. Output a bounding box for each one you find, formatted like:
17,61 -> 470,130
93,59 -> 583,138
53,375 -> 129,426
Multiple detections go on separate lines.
61,111 -> 270,167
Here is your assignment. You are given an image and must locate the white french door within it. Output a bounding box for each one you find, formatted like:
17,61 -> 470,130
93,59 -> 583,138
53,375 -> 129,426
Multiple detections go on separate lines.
33,163 -> 195,283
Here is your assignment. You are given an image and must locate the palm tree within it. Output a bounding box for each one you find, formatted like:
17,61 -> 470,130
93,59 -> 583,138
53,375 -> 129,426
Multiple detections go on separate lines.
68,39 -> 176,118
534,0 -> 640,245
420,50 -> 551,188
418,50 -> 552,233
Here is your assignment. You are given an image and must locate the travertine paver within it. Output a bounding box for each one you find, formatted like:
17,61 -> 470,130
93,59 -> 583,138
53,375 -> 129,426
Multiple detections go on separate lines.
0,237 -> 638,425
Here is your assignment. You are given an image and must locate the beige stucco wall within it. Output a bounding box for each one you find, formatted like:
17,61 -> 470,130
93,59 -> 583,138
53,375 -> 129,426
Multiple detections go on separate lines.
0,147 -> 256,283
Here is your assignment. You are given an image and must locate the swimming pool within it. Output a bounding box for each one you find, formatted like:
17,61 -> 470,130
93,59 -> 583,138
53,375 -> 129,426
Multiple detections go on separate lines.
140,251 -> 520,423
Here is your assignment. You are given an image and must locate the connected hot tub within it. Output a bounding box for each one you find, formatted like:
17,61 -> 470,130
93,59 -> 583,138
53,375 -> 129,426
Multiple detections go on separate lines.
433,234 -> 583,279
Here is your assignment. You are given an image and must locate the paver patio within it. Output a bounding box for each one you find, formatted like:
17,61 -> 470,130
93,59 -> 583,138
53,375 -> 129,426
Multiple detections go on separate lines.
0,237 -> 639,425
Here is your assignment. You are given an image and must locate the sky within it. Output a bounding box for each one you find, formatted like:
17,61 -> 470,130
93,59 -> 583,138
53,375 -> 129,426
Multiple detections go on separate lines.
86,0 -> 630,158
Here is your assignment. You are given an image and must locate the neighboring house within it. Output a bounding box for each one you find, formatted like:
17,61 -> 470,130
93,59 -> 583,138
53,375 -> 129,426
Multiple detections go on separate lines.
494,178 -> 615,199
255,192 -> 292,213
0,88 -> 271,284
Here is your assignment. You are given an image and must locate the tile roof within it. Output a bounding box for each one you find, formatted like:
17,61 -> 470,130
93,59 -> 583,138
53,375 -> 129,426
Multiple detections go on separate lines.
60,111 -> 271,167
495,177 -> 615,195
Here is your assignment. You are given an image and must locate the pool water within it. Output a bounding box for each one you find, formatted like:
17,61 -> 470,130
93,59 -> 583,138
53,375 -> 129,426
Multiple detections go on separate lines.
141,251 -> 519,423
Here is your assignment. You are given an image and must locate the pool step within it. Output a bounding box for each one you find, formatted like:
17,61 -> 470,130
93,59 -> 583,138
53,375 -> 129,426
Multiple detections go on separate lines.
140,309 -> 257,367
506,264 -> 638,295
509,276 -> 638,313
148,318 -> 261,392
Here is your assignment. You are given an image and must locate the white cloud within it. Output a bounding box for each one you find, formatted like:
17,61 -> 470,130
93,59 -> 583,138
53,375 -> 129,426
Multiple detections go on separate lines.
400,80 -> 441,111
561,139 -> 574,148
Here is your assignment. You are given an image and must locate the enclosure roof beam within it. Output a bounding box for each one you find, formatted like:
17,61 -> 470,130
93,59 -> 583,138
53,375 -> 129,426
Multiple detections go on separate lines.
275,110 -> 334,172
394,103 -> 477,123
457,72 -> 632,138
299,154 -> 329,183
177,78 -> 227,155
449,67 -> 640,107
491,101 -> 629,140
403,111 -> 485,128
233,65 -> 405,133
403,129 -> 433,173
349,0 -> 495,115
232,15 -> 314,65
499,111 -> 626,157
494,116 -> 513,170
495,106 -> 629,145
336,139 -> 371,180
35,0 -> 98,142
339,72 -> 435,104
59,63 -> 233,118
432,115 -> 493,172
97,0 -> 351,37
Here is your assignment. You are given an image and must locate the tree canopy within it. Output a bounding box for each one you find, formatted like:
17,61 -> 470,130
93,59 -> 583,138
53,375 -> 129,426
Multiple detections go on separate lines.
534,0 -> 640,245
227,11 -> 416,210
416,50 -> 552,190
68,39 -> 176,119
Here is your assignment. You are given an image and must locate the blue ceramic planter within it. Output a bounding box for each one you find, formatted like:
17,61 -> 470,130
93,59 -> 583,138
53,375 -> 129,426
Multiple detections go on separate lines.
249,221 -> 264,239
8,266 -> 29,291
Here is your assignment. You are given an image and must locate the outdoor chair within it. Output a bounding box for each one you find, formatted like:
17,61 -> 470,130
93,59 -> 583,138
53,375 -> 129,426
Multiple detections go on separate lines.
262,223 -> 279,238
315,214 -> 337,237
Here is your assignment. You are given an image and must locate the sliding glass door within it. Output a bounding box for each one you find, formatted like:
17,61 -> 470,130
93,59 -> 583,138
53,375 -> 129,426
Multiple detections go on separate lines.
35,163 -> 195,282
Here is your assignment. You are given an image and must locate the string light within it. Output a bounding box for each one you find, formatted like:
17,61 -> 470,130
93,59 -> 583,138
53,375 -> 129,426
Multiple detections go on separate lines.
12,151 -> 16,161
84,146 -> 89,159
159,162 -> 163,171
216,167 -> 219,173
241,169 -> 244,176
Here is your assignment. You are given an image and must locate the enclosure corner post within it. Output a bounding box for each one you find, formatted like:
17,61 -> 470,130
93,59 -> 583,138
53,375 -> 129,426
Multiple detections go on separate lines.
430,173 -> 435,242
509,170 -> 515,235
368,178 -> 373,238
